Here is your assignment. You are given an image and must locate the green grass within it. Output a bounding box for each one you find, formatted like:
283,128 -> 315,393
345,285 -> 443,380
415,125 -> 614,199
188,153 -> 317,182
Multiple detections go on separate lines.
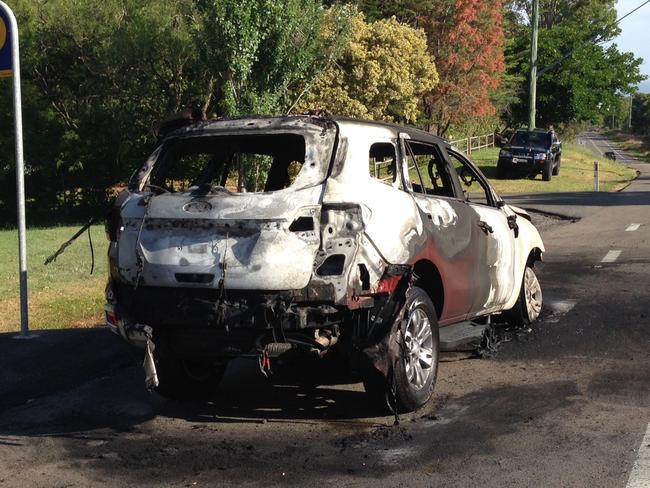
469,143 -> 637,194
0,225 -> 107,332
602,129 -> 650,163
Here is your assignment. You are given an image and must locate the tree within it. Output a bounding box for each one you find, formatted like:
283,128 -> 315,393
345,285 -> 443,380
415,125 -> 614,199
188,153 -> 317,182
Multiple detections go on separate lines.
297,13 -> 438,123
631,93 -> 650,136
194,0 -> 353,116
419,0 -> 507,136
503,0 -> 645,129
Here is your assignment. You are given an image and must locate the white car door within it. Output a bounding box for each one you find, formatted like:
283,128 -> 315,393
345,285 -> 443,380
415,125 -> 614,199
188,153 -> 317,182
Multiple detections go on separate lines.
445,149 -> 517,315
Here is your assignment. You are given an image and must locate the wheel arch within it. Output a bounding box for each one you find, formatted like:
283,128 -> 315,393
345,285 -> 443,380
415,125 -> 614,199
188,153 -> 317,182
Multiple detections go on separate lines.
412,259 -> 444,320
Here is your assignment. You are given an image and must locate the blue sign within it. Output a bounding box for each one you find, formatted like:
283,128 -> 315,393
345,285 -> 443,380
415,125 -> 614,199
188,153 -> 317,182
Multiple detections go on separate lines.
0,7 -> 12,77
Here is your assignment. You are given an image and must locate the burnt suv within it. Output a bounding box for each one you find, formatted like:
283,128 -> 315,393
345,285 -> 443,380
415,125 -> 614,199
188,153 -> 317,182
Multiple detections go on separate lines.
496,129 -> 561,181
105,116 -> 545,412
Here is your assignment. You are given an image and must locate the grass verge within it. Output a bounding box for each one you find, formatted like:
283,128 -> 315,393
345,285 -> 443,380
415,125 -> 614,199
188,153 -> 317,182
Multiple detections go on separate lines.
469,142 -> 637,193
0,225 -> 106,332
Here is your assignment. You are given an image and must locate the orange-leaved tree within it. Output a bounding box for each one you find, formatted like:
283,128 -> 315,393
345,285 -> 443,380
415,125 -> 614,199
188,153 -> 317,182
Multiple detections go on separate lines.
420,0 -> 506,137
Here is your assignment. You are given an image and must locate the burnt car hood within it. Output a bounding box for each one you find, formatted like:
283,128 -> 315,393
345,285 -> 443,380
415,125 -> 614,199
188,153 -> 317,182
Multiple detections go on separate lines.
116,188 -> 323,290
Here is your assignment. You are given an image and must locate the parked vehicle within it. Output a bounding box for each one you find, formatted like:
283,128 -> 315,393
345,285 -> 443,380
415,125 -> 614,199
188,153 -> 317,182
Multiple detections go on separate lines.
605,151 -> 617,161
104,116 -> 545,412
496,129 -> 561,181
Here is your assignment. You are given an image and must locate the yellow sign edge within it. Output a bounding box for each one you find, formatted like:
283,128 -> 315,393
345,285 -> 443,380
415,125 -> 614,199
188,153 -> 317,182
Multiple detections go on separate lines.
0,69 -> 12,78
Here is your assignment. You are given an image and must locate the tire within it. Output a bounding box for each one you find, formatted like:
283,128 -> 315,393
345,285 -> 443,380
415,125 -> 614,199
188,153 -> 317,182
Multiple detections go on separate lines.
542,161 -> 552,181
363,286 -> 440,413
496,161 -> 507,179
506,265 -> 543,328
154,352 -> 227,400
552,156 -> 561,176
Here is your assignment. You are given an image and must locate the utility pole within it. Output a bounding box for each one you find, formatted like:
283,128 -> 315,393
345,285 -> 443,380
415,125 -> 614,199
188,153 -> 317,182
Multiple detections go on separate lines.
628,95 -> 633,131
528,0 -> 539,130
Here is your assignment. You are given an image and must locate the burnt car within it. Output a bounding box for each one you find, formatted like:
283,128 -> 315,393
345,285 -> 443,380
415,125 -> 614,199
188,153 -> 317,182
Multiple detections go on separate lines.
496,129 -> 561,181
104,116 -> 545,412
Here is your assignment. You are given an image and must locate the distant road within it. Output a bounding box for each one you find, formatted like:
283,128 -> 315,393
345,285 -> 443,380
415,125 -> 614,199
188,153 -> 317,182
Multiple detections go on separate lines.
578,130 -> 640,163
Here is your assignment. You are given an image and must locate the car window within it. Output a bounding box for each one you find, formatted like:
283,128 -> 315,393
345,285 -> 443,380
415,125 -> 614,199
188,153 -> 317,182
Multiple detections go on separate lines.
510,131 -> 551,148
368,142 -> 398,186
149,133 -> 323,193
403,141 -> 455,198
447,150 -> 493,206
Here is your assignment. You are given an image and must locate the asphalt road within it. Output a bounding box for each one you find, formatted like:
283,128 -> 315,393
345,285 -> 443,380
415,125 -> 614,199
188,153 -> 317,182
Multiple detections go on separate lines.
0,132 -> 648,487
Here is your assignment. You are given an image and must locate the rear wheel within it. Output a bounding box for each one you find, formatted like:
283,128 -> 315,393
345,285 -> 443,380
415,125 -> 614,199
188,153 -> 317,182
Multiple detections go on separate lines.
552,156 -> 561,175
362,286 -> 439,413
506,265 -> 543,327
154,352 -> 227,400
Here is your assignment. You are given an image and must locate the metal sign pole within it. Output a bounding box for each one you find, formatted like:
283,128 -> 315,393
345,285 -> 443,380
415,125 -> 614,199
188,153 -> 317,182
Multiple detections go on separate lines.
0,1 -> 31,338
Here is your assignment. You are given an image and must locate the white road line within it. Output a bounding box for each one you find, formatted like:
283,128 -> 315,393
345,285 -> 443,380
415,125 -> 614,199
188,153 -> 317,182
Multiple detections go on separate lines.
626,421 -> 650,488
601,250 -> 622,263
626,224 -> 641,232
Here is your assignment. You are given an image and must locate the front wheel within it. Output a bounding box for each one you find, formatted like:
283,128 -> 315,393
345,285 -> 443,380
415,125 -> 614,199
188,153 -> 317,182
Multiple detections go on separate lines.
506,265 -> 543,327
543,161 -> 553,181
496,161 -> 508,179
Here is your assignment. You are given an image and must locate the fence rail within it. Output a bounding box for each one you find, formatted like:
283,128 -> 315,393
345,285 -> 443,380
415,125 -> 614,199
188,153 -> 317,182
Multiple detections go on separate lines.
449,133 -> 495,154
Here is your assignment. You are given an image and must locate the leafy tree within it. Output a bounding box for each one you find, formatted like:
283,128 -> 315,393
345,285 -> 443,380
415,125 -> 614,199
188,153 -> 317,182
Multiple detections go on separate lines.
631,93 -> 650,136
503,0 -> 645,129
194,0 -> 353,116
350,0 -> 430,23
419,0 -> 507,136
297,13 -> 438,123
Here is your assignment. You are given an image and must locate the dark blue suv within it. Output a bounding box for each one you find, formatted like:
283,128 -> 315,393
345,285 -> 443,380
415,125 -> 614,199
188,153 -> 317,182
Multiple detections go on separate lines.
496,129 -> 561,181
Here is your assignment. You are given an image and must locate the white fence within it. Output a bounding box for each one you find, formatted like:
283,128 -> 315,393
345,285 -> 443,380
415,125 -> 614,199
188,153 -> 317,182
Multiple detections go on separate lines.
449,133 -> 495,154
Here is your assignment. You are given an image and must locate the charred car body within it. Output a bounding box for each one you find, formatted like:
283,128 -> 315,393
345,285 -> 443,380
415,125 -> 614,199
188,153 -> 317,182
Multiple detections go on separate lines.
105,116 -> 545,412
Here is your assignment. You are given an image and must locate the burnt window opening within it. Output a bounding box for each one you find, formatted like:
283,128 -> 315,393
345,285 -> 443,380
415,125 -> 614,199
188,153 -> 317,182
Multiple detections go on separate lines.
369,142 -> 397,185
404,141 -> 455,198
289,216 -> 315,232
149,134 -> 307,193
316,254 -> 346,277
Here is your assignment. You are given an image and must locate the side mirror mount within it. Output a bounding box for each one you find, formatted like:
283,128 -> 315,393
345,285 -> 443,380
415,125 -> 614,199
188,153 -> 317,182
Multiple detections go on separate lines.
496,200 -> 506,209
